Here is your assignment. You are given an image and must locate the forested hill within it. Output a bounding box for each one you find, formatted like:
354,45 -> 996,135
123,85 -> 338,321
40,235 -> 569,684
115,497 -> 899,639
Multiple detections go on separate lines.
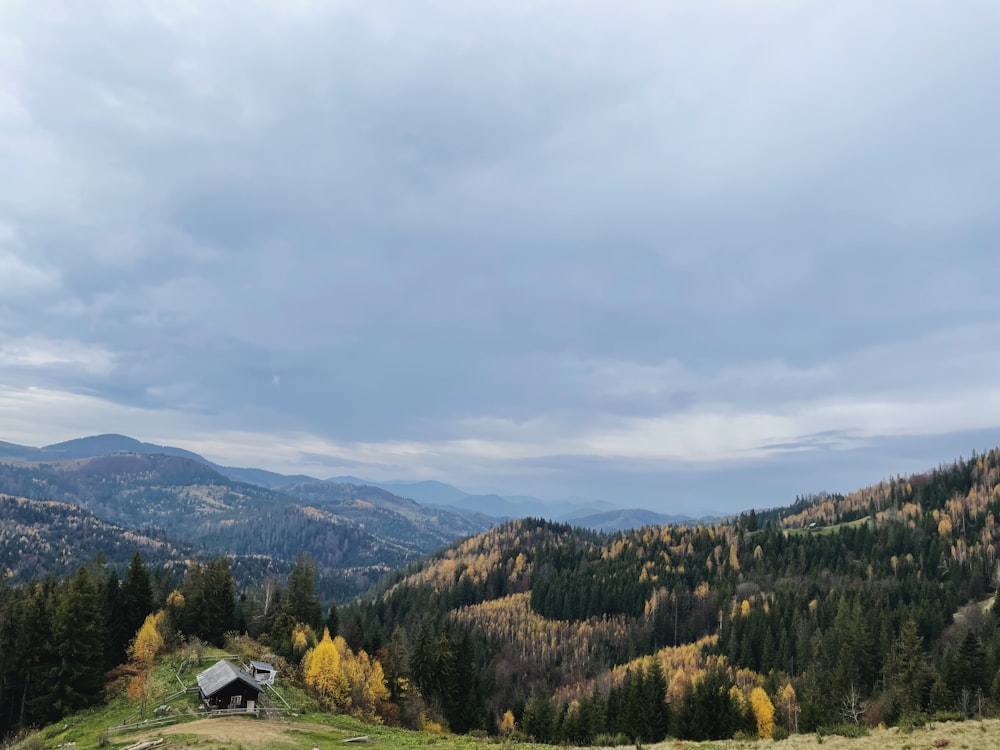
0,453 -> 491,596
338,447 -> 1000,743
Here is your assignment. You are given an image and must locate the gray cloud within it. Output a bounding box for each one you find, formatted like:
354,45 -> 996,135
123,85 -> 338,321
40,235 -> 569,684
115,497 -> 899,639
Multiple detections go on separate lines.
1,1 -> 998,512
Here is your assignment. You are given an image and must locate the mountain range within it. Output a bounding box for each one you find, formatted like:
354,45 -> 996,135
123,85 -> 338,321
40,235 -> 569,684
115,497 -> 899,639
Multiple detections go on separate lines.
0,433 -> 687,594
1,433 -> 690,527
337,446 -> 1000,741
0,439 -> 487,596
5,431 -> 1000,743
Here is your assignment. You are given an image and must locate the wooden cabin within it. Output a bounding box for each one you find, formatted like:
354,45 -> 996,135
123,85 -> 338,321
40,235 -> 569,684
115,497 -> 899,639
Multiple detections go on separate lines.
196,659 -> 262,713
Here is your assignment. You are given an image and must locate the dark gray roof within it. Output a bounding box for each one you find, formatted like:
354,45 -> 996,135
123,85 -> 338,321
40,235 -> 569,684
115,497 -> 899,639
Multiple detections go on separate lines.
250,661 -> 274,672
196,660 -> 261,697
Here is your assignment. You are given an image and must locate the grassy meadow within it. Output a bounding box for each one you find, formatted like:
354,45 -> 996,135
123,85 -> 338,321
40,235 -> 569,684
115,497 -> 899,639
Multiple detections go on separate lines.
5,647 -> 998,750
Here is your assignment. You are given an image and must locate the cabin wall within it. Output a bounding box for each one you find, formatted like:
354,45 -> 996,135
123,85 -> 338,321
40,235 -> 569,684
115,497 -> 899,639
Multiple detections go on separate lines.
200,684 -> 260,713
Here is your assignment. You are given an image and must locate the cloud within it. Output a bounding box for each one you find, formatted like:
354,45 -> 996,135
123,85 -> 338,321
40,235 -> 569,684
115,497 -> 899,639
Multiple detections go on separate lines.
0,1 -> 998,511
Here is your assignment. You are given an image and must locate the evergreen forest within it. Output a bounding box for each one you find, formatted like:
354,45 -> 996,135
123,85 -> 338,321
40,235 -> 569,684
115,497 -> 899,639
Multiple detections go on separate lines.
3,448 -> 1000,745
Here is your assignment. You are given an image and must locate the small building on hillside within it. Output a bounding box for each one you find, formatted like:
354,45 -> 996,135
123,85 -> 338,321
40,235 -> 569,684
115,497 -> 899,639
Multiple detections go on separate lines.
196,659 -> 262,713
249,661 -> 276,686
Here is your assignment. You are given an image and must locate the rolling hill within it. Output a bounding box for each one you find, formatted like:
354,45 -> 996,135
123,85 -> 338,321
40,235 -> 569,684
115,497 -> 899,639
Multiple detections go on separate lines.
0,452 -> 493,597
338,446 -> 1000,742
5,442 -> 1000,745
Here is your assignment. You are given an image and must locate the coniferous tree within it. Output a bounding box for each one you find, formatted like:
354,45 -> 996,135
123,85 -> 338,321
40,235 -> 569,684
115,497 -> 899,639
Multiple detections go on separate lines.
285,553 -> 323,632
951,628 -> 989,699
325,601 -> 340,638
623,664 -> 648,741
885,619 -> 934,720
409,621 -> 436,701
384,625 -> 410,702
204,556 -> 236,644
36,568 -> 106,722
102,568 -> 128,668
179,557 -> 236,645
120,552 -> 153,644
672,667 -> 739,740
645,659 -> 670,741
522,689 -> 556,743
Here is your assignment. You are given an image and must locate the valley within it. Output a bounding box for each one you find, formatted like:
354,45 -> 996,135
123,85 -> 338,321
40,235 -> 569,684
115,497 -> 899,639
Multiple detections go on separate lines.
3,442 -> 1000,748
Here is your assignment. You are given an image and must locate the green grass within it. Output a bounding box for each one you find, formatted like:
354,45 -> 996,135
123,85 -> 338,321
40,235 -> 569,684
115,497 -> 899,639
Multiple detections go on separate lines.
12,648 -> 1000,750
15,714 -> 1000,750
786,517 -> 872,536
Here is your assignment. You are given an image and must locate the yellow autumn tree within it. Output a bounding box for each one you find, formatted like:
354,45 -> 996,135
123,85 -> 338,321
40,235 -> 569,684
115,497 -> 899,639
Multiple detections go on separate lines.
303,630 -> 389,719
750,686 -> 775,739
780,682 -> 799,732
129,610 -> 167,664
342,645 -> 390,721
292,622 -> 317,659
499,709 -> 516,735
303,628 -> 348,707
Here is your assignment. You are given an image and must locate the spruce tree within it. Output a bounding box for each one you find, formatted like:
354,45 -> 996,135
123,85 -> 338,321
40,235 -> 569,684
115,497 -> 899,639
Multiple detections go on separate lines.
120,552 -> 153,643
102,568 -> 128,667
645,659 -> 670,741
38,568 -> 105,722
285,553 -> 323,631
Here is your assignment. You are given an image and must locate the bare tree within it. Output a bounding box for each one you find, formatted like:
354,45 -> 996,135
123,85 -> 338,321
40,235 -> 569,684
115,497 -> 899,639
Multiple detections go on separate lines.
840,684 -> 865,725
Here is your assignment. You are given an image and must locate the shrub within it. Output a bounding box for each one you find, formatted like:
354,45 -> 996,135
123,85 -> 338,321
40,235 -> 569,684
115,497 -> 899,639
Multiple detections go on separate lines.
818,723 -> 870,738
898,713 -> 928,733
930,711 -> 967,723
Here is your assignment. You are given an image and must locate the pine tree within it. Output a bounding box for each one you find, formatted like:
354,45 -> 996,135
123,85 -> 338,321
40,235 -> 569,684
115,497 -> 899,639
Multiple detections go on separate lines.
326,601 -> 340,638
952,629 -> 988,697
885,619 -> 934,720
102,568 -> 128,668
120,552 -> 153,646
409,621 -> 436,700
522,690 -> 556,743
384,625 -> 410,702
645,659 -> 670,741
39,568 -> 106,721
285,553 -> 323,632
179,557 -> 236,645
623,664 -> 649,741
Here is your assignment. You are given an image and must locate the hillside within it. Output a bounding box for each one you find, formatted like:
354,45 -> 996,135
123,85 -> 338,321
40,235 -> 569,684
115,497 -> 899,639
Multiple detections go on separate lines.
0,494 -> 182,580
1,435 -> 668,530
338,447 -> 1000,743
6,446 -> 1000,746
19,646 -> 1000,750
0,453 -> 492,596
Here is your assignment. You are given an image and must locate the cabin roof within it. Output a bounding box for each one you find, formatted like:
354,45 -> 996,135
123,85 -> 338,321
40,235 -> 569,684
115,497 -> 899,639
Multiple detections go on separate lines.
196,659 -> 261,697
250,660 -> 275,672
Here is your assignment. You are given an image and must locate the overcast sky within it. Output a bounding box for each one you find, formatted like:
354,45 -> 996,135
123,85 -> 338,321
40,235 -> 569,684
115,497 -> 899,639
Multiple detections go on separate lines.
1,1 -> 998,514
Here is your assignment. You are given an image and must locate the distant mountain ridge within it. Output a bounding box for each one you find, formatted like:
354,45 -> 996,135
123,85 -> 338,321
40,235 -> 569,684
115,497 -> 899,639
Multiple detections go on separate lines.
1,434 -> 693,532
327,475 -> 684,529
3,434 -> 317,488
0,445 -> 494,596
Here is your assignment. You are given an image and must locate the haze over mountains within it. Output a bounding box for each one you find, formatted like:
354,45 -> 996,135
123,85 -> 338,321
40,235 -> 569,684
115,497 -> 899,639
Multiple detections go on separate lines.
0,433 -> 689,527
0,433 -> 688,591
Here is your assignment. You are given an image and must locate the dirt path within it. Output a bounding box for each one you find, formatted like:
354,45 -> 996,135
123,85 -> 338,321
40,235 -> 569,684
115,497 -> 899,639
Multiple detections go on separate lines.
128,717 -> 350,747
